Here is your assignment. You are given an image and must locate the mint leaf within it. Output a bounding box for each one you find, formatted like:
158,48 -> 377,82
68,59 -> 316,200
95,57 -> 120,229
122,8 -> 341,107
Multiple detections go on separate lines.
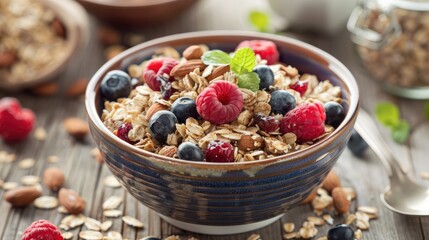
249,10 -> 269,32
231,47 -> 256,75
201,50 -> 231,66
424,101 -> 429,120
391,120 -> 410,144
237,72 -> 260,92
375,102 -> 400,127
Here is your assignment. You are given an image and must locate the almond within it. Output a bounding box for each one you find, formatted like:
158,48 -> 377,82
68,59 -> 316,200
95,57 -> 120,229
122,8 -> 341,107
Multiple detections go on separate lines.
4,186 -> 42,207
59,188 -> 86,214
183,45 -> 204,60
158,146 -> 177,157
332,187 -> 350,214
66,78 -> 89,97
322,170 -> 341,193
238,135 -> 264,151
170,59 -> 206,77
301,188 -> 318,204
207,64 -> 230,81
44,167 -> 65,191
31,82 -> 59,96
0,50 -> 17,68
63,117 -> 89,139
146,103 -> 168,121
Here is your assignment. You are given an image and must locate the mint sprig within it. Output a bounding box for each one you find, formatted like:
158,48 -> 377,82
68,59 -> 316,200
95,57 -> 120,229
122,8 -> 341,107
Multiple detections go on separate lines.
200,47 -> 260,92
375,102 -> 409,144
424,101 -> 429,120
249,10 -> 270,32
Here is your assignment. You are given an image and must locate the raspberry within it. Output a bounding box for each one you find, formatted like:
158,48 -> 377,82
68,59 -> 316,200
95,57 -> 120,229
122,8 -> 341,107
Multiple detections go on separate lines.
236,40 -> 279,65
289,81 -> 308,96
254,113 -> 280,133
22,219 -> 63,240
196,80 -> 243,125
0,97 -> 35,143
205,140 -> 234,163
142,57 -> 178,91
280,102 -> 326,142
116,122 -> 135,143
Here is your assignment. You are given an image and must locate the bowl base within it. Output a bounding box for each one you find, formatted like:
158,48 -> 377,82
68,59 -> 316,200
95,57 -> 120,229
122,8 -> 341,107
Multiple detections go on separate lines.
158,213 -> 284,235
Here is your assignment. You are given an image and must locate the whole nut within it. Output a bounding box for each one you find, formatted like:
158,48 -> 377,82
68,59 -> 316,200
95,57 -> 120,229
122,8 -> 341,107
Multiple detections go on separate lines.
146,103 -> 168,121
207,65 -> 230,81
183,45 -> 204,60
31,82 -> 59,96
332,187 -> 350,214
238,135 -> 264,151
43,167 -> 65,191
63,117 -> 89,139
4,186 -> 42,207
170,59 -> 206,77
58,188 -> 86,214
322,170 -> 341,193
0,50 -> 17,68
66,78 -> 89,97
158,146 -> 177,157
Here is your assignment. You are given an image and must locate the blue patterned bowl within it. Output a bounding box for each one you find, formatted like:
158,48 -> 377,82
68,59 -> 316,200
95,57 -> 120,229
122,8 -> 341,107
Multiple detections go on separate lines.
85,31 -> 359,234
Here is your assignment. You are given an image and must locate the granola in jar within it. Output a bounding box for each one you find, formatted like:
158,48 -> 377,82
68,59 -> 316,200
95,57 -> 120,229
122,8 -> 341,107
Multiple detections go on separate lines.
100,40 -> 345,162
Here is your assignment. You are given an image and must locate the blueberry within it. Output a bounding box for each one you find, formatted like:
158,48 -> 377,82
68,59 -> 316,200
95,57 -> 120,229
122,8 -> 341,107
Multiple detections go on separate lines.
347,130 -> 368,157
253,65 -> 274,90
327,224 -> 355,240
178,142 -> 204,161
100,70 -> 132,101
324,102 -> 345,128
269,90 -> 296,115
148,110 -> 178,144
171,97 -> 199,123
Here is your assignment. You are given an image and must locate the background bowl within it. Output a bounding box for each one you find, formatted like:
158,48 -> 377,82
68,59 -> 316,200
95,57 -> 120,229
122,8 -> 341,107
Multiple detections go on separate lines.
85,31 -> 359,234
0,0 -> 89,91
76,0 -> 198,28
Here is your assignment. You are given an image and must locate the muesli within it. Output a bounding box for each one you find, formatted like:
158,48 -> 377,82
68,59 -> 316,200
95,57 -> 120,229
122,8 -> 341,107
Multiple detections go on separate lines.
100,40 -> 345,162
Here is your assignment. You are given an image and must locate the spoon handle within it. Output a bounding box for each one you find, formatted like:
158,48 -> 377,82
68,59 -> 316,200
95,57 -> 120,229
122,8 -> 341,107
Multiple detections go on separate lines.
354,109 -> 406,180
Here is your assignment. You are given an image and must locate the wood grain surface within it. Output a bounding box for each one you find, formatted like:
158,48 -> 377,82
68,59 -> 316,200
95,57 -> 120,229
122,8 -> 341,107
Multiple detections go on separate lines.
1,0 -> 429,239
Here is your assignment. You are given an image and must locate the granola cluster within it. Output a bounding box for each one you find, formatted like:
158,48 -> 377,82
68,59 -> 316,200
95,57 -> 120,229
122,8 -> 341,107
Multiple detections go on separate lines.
101,44 -> 342,162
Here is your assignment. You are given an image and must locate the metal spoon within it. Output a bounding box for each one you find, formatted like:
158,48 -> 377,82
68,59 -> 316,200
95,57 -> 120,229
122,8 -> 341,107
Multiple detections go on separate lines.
355,109 -> 429,216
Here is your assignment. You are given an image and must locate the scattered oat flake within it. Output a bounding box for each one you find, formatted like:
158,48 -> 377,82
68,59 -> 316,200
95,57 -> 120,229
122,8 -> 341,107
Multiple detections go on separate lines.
47,155 -> 59,163
164,236 -> 180,240
79,230 -> 103,240
57,206 -> 69,214
345,213 -> 357,225
355,229 -> 363,239
0,151 -> 16,163
101,221 -> 113,232
103,196 -> 123,210
104,209 -> 122,218
2,181 -> 18,190
358,206 -> 378,216
59,224 -> 70,231
247,233 -> 261,240
284,232 -> 300,239
322,214 -> 334,225
62,232 -> 73,239
34,127 -> 47,140
122,216 -> 144,228
85,217 -> 101,231
317,237 -> 328,240
421,171 -> 429,180
34,196 -> 59,209
18,158 -> 35,169
307,216 -> 324,226
283,223 -> 295,233
106,231 -> 123,240
21,175 -> 40,185
62,214 -> 86,228
104,175 -> 121,188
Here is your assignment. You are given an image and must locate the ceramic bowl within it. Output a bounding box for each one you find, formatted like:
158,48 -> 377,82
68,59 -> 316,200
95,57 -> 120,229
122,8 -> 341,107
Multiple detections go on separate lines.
0,0 -> 89,91
76,0 -> 198,28
85,31 -> 359,235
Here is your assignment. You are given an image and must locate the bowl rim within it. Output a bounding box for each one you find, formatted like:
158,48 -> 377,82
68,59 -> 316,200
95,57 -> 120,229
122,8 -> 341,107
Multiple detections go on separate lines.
76,0 -> 185,7
85,30 -> 359,170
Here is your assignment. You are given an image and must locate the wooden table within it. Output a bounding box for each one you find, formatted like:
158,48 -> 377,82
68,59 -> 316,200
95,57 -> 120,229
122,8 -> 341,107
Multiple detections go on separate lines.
1,0 -> 429,239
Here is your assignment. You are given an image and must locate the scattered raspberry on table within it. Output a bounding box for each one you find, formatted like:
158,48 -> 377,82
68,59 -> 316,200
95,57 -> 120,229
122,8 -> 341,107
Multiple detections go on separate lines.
0,97 -> 35,143
22,219 -> 63,240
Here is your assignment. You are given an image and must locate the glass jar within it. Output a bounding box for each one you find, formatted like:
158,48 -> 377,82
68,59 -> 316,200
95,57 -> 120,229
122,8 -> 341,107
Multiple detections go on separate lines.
348,0 -> 429,99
